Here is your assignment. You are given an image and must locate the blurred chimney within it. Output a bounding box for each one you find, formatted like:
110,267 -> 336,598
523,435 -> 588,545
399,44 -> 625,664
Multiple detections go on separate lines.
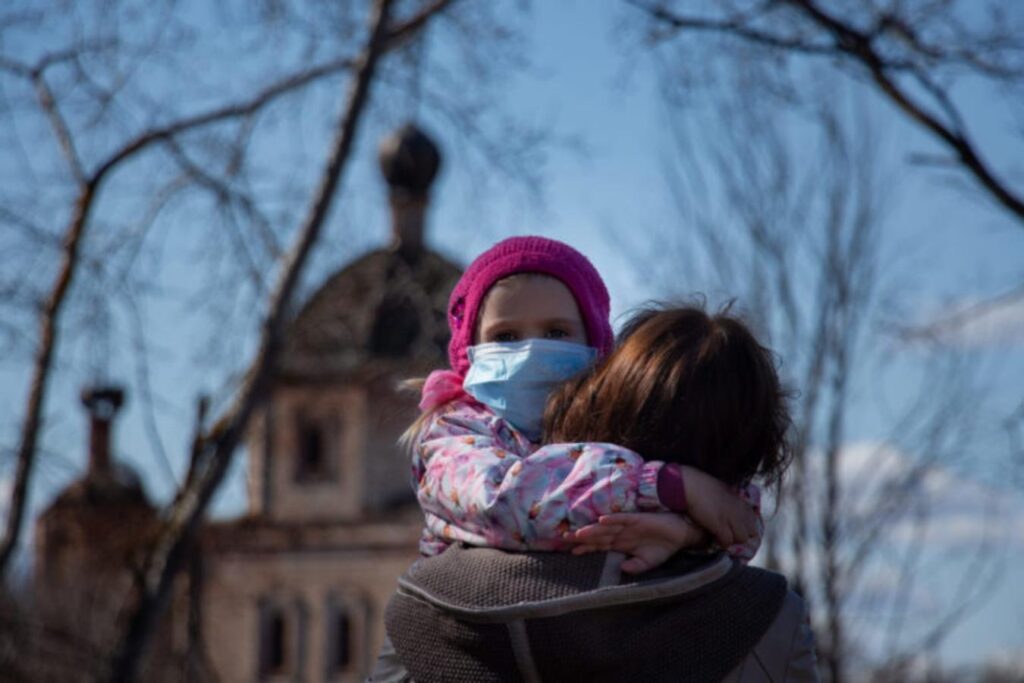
81,386 -> 125,477
378,123 -> 442,258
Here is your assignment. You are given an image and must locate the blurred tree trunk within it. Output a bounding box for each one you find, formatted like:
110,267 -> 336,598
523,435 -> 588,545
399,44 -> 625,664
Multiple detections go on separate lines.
625,3 -> 1020,677
105,0 -> 396,676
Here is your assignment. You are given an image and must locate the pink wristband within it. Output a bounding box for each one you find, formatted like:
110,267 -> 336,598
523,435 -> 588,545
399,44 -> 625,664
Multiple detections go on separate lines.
657,463 -> 688,512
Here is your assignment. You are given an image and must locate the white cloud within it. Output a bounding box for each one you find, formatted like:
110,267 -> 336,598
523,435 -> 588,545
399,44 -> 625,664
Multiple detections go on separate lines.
906,291 -> 1024,348
765,440 -> 1024,668
779,441 -> 1024,550
982,647 -> 1024,676
885,467 -> 1023,548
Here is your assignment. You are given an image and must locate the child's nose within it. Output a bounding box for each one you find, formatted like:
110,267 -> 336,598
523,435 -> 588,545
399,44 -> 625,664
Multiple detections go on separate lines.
525,327 -> 548,340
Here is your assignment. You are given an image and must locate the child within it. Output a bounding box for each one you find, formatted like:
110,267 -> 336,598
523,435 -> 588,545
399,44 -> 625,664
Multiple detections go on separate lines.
409,236 -> 760,564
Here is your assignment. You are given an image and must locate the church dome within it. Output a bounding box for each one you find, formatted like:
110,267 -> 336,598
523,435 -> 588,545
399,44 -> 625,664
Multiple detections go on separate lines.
277,123 -> 461,383
50,462 -> 149,509
47,386 -> 152,510
277,247 -> 461,383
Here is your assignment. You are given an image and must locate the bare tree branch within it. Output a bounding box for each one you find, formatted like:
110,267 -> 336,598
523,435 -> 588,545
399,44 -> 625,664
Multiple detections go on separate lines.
630,0 -> 1024,225
0,185 -> 95,574
32,71 -> 86,184
784,0 -> 1024,224
626,0 -> 837,56
124,288 -> 178,485
90,57 -> 357,185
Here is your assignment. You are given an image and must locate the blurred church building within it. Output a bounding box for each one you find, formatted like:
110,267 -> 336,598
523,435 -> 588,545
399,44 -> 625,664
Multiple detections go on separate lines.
33,124 -> 461,682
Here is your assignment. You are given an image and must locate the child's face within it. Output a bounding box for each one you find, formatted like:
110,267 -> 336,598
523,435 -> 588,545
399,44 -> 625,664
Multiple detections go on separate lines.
475,274 -> 587,345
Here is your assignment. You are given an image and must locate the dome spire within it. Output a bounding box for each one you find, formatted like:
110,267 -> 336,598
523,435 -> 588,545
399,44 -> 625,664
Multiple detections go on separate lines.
378,123 -> 442,258
81,385 -> 125,478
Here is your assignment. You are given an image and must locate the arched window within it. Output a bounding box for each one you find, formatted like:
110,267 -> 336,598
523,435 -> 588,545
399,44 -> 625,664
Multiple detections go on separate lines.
331,608 -> 351,670
299,423 -> 324,477
294,413 -> 338,483
259,603 -> 288,675
369,296 -> 420,357
326,593 -> 367,676
258,597 -> 308,680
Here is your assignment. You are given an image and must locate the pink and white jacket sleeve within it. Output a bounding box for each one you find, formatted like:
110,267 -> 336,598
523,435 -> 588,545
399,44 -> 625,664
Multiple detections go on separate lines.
412,399 -> 666,555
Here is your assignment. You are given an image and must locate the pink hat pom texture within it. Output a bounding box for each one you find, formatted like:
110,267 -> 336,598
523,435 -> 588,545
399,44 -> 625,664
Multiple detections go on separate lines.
446,236 -> 613,376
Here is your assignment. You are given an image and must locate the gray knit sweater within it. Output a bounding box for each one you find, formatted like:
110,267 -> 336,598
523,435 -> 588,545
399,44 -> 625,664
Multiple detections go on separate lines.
383,546 -> 798,683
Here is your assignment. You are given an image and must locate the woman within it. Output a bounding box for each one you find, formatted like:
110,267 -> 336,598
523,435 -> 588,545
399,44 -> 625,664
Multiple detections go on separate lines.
378,305 -> 819,682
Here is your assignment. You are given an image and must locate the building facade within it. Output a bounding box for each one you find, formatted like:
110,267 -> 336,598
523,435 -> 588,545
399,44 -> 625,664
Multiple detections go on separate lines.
32,124 -> 460,683
198,124 -> 459,683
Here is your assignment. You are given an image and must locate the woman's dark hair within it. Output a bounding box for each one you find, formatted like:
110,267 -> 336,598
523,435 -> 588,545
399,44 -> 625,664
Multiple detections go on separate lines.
544,304 -> 793,488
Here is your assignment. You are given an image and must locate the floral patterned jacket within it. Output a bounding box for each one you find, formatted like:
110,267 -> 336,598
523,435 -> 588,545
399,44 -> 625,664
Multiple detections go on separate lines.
411,398 -> 762,561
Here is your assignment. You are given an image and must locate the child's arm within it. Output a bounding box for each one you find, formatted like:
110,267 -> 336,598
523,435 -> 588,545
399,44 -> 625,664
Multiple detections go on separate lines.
412,400 -> 666,550
725,483 -> 763,561
673,466 -> 762,552
567,477 -> 764,570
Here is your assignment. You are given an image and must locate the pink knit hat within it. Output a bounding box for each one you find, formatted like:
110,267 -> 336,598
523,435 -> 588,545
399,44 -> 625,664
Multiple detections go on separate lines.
446,236 -> 614,376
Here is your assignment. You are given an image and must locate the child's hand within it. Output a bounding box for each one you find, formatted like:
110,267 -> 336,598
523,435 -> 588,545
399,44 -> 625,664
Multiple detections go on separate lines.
680,466 -> 759,549
564,513 -> 708,574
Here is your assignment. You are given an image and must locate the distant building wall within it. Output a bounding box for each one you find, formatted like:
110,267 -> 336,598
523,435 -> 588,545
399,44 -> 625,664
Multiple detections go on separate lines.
248,385 -> 369,522
200,523 -> 420,682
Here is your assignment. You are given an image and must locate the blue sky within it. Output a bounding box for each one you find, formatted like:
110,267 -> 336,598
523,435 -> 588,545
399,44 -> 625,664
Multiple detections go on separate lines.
2,0 -> 1022,673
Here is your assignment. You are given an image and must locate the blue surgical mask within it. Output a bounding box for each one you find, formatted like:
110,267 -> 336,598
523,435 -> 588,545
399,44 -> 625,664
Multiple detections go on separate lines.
463,339 -> 598,442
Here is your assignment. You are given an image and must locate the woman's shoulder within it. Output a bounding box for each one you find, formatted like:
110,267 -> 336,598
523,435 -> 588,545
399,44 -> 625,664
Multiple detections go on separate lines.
721,588 -> 820,682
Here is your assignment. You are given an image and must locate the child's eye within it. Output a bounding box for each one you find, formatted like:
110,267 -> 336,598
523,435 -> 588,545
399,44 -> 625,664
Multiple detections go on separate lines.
545,329 -> 568,339
493,331 -> 518,342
